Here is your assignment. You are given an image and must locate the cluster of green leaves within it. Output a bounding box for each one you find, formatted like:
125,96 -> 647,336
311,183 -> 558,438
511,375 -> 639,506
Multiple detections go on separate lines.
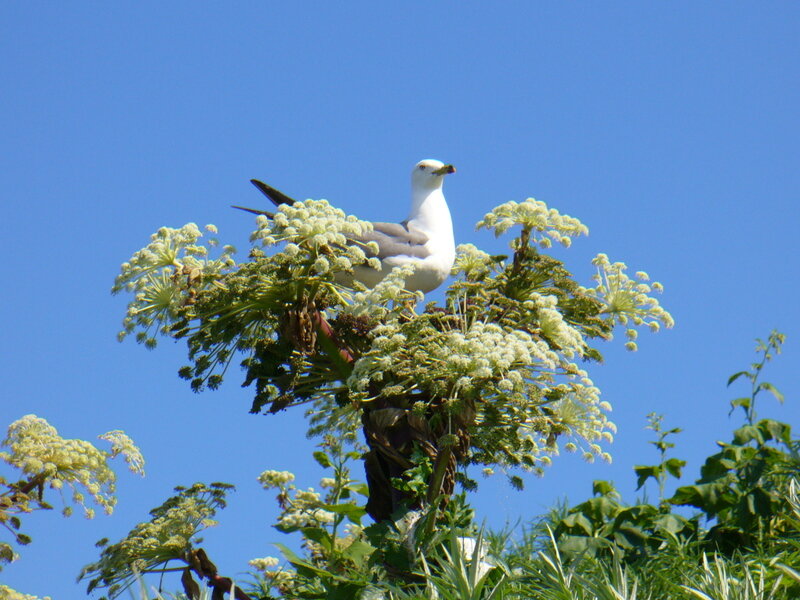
524,330 -> 800,598
0,473 -> 50,570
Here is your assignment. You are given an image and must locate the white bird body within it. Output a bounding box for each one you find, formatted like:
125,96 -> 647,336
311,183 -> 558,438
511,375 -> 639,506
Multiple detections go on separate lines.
350,159 -> 456,293
239,159 -> 456,293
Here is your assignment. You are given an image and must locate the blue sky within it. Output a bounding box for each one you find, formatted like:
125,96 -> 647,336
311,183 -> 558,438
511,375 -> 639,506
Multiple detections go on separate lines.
2,3 -> 799,597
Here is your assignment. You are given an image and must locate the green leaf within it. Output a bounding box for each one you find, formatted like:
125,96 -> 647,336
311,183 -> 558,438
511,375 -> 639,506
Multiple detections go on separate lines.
592,480 -> 616,496
757,418 -> 792,445
340,539 -> 375,567
320,502 -> 367,521
301,527 -> 333,552
633,465 -> 660,490
559,512 -> 595,536
664,458 -> 686,479
312,451 -> 332,468
732,424 -> 763,446
729,397 -> 751,412
274,542 -> 347,581
757,381 -> 784,404
349,482 -> 370,497
653,513 -> 693,536
727,370 -> 752,386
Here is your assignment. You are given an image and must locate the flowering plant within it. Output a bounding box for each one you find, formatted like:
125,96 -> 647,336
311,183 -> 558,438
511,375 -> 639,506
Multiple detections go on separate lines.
113,195 -> 672,522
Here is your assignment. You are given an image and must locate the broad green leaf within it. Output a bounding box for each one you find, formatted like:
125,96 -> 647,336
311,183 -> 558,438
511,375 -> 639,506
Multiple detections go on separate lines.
320,502 -> 367,522
732,424 -> 763,445
301,526 -> 333,552
633,465 -> 660,490
729,397 -> 750,412
592,480 -> 616,496
664,457 -> 686,479
758,418 -> 792,444
349,482 -> 370,497
341,539 -> 376,567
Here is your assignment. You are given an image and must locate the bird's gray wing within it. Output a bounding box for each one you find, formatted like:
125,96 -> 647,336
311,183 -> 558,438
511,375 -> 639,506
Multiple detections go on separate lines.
234,182 -> 430,260
355,221 -> 431,259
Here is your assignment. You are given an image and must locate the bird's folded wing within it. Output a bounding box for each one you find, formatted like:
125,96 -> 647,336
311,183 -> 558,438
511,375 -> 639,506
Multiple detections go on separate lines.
356,221 -> 431,259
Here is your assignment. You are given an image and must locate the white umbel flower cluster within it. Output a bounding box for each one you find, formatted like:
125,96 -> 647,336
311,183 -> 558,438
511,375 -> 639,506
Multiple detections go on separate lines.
477,197 -> 589,248
251,199 -> 378,277
0,585 -> 51,600
0,415 -> 144,518
585,253 -> 674,350
113,223 -> 235,348
258,469 -> 336,530
341,263 -> 421,322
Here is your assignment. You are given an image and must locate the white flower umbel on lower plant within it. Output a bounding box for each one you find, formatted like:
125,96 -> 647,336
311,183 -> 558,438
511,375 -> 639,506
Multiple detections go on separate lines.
79,483 -> 232,598
0,415 -> 144,518
0,585 -> 51,600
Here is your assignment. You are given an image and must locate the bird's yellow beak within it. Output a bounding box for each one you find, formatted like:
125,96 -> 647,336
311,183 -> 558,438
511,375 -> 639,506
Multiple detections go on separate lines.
433,164 -> 456,175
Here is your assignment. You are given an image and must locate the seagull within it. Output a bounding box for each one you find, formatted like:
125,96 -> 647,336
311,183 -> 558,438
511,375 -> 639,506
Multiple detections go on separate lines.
234,159 -> 456,293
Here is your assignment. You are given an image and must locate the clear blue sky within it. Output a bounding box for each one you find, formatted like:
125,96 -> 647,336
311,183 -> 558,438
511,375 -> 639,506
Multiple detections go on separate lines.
2,3 -> 798,597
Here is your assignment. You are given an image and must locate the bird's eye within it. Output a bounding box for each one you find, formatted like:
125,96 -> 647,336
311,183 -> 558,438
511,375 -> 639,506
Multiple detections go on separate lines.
418,165 -> 426,170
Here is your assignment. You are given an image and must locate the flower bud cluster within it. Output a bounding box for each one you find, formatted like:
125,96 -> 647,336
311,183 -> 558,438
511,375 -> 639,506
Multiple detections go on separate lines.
248,556 -> 297,595
585,253 -> 675,350
80,483 -> 232,596
341,263 -> 421,321
113,223 -> 235,347
452,243 -> 495,280
250,199 -> 375,278
258,469 -> 336,530
0,585 -> 51,600
0,415 -> 144,518
528,292 -> 586,358
477,198 -> 589,248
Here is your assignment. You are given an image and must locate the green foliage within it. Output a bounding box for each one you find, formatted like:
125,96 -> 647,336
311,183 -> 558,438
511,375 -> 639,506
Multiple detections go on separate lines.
553,478 -> 697,562
515,330 -> 800,599
633,412 -> 685,505
671,331 -> 797,554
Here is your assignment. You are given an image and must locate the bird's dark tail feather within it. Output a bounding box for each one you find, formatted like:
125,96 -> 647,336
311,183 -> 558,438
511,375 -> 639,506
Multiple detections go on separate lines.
249,179 -> 297,207
231,179 -> 298,217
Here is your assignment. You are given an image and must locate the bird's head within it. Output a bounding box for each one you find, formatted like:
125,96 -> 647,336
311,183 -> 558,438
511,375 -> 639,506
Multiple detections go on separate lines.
412,159 -> 456,190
